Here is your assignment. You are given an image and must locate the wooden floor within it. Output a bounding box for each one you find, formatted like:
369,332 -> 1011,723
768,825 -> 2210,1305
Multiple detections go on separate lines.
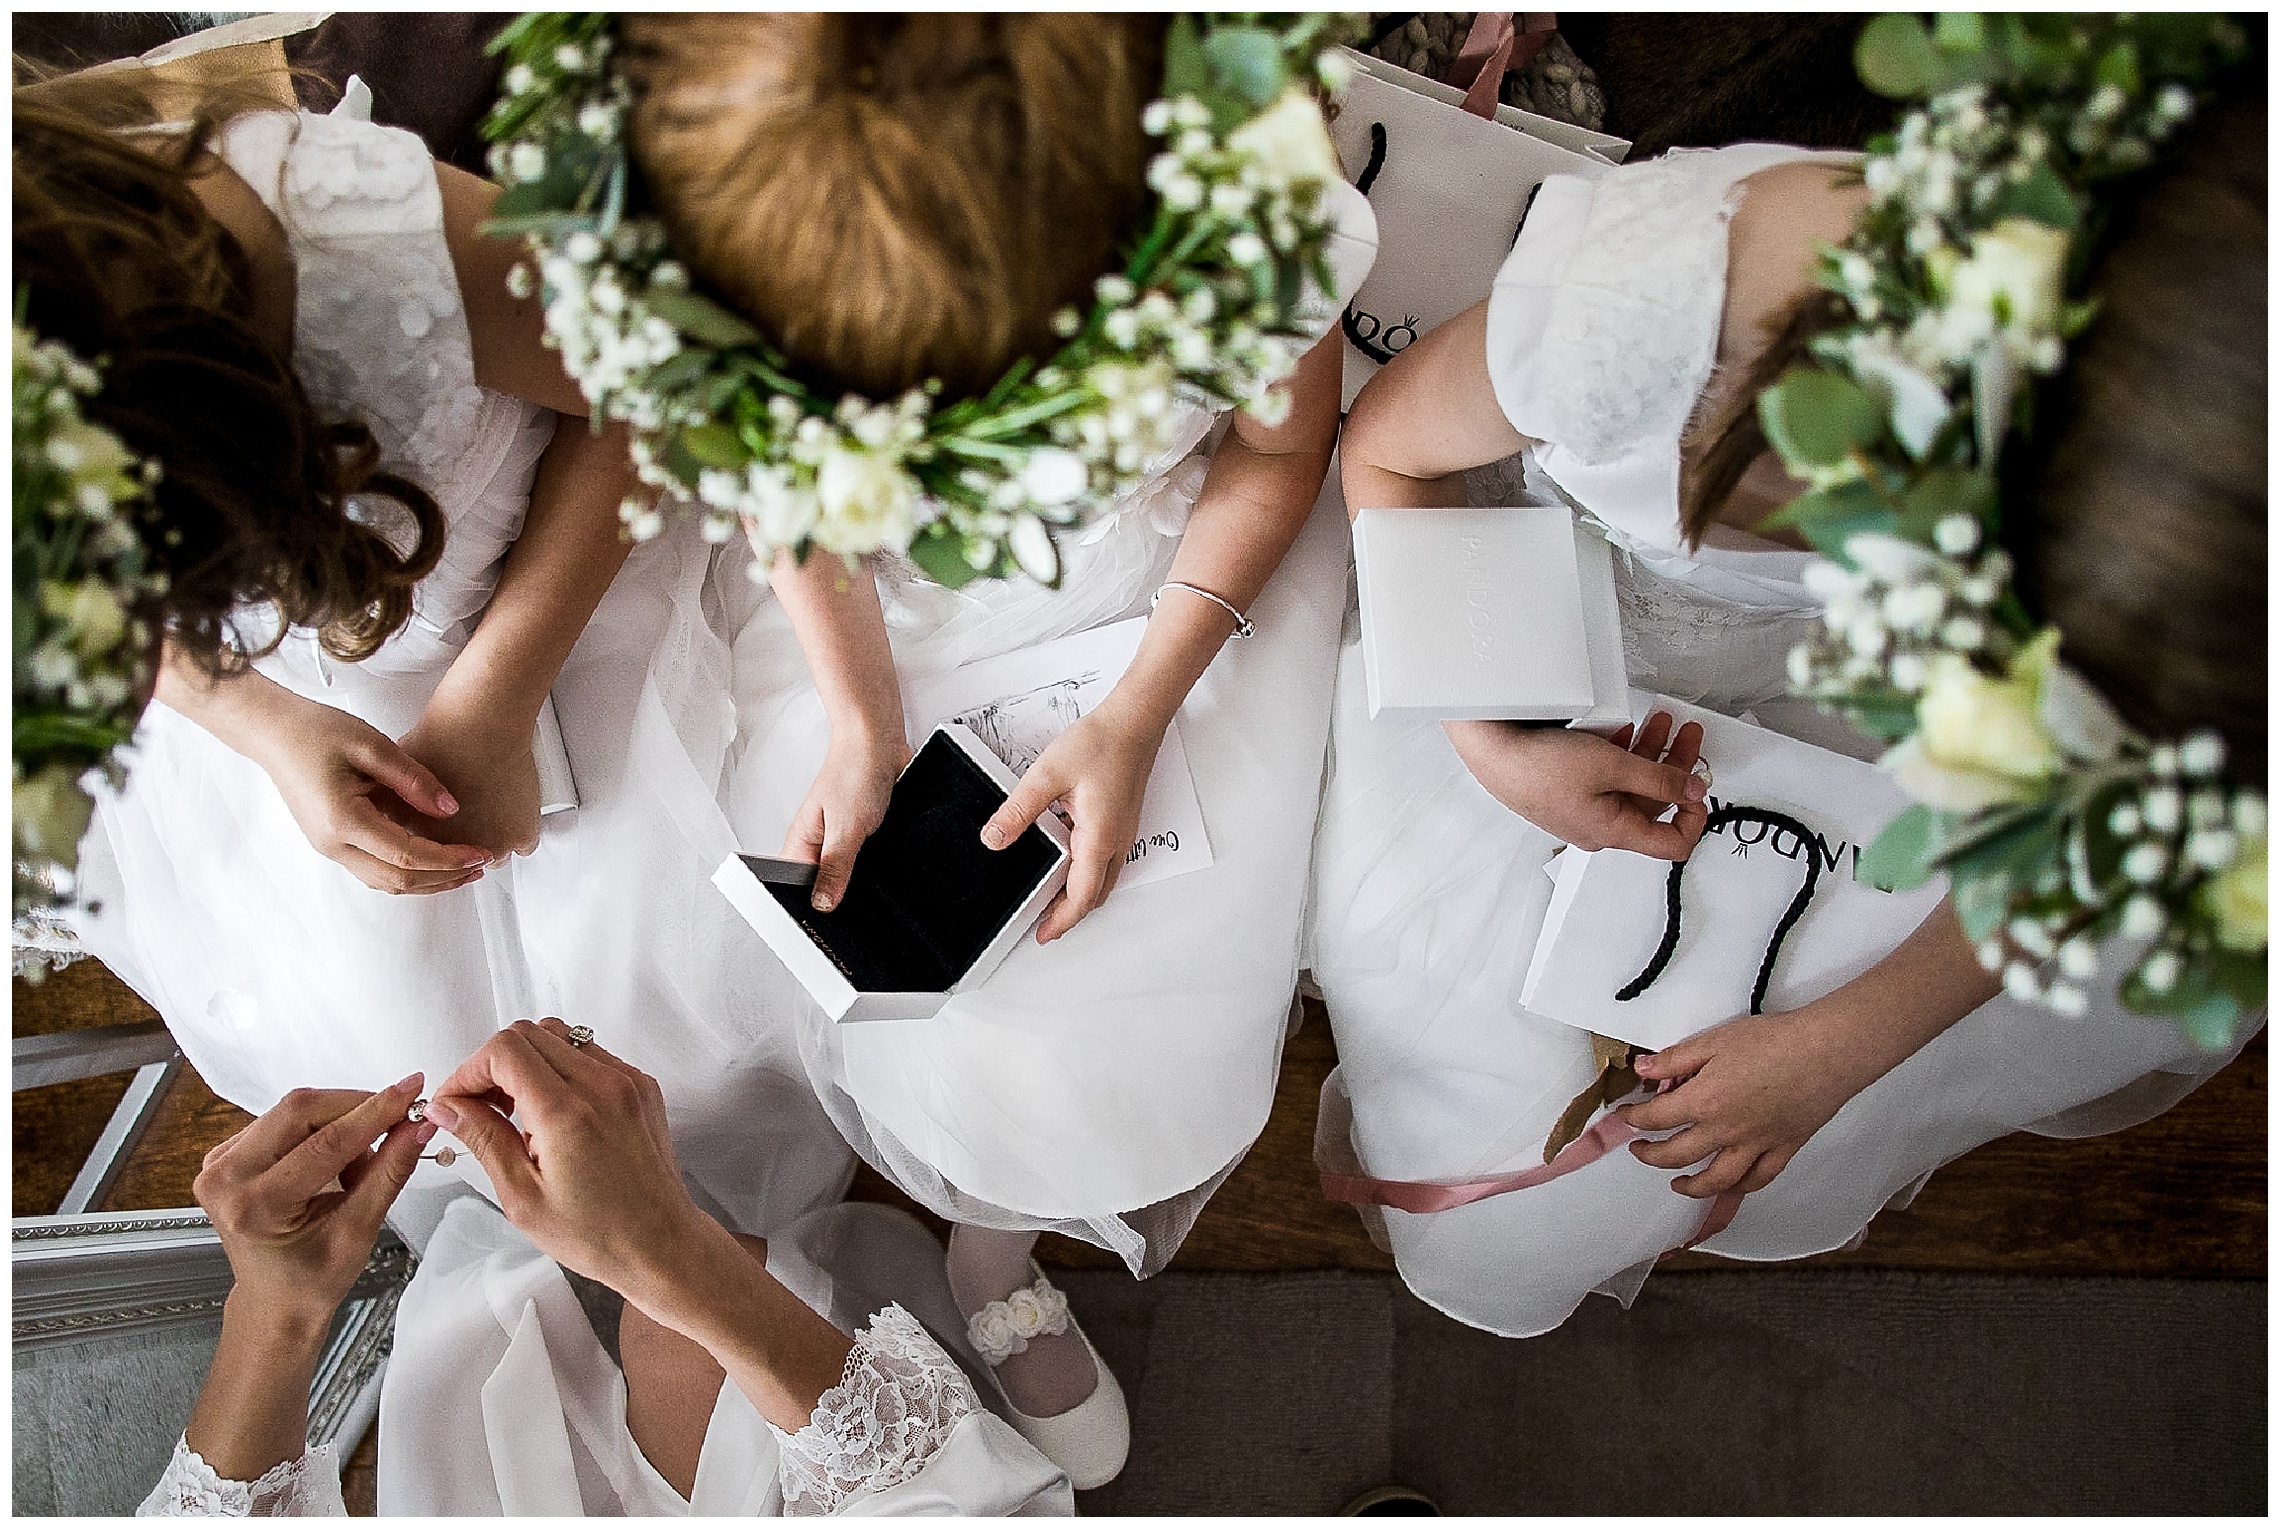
14,960 -> 2267,1278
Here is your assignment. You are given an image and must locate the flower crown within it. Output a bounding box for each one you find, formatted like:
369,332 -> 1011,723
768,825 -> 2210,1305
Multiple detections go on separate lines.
13,304 -> 168,920
480,13 -> 1356,589
1761,13 -> 2260,1047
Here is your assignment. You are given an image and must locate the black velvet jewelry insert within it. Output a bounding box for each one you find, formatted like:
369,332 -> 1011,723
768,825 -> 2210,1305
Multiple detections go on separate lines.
758,732 -> 1062,993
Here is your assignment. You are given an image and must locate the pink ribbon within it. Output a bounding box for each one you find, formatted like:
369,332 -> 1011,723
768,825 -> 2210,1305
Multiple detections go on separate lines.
1446,11 -> 1560,120
1319,1082 -> 1746,1250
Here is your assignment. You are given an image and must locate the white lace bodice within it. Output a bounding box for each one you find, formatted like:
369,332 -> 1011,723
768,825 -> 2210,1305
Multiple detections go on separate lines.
1484,142 -> 1856,558
772,1304 -> 982,1516
1470,143 -> 1856,714
138,1438 -> 345,1518
214,106 -> 555,664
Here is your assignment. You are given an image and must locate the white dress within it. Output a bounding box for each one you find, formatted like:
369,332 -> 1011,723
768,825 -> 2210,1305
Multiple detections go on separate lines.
69,104 -> 851,1237
139,1198 -> 1073,1517
718,183 -> 1379,1275
1305,144 -> 2261,1339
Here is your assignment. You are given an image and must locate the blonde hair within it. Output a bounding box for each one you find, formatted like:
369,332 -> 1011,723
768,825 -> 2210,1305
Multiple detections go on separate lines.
620,12 -> 1163,399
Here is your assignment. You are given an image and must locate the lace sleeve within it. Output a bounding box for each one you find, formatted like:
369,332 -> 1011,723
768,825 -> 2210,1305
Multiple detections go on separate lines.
773,1304 -> 982,1516
137,1436 -> 346,1517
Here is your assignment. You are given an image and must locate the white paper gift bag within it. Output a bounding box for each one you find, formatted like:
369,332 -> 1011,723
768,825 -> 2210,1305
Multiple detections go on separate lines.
1519,694 -> 1950,1052
1328,38 -> 1628,408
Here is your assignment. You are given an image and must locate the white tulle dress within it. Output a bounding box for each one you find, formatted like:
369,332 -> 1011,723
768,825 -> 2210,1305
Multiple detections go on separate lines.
139,1197 -> 1072,1517
68,103 -> 851,1236
1305,144 -> 2261,1339
717,183 -> 1379,1275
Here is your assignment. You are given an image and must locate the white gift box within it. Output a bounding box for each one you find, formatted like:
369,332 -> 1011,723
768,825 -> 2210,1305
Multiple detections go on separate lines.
1519,694 -> 1950,1052
1353,504 -> 1627,725
713,723 -> 1071,1023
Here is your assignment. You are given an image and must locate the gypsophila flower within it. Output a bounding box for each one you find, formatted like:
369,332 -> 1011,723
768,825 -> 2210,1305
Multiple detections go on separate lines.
1773,12 -> 2259,1043
14,316 -> 165,920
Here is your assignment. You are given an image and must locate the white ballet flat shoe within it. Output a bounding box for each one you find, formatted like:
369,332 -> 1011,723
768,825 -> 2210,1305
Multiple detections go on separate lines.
962,1265 -> 1130,1491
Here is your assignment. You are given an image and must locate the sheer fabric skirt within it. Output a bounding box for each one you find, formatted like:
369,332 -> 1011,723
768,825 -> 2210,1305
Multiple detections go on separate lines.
73,516 -> 852,1237
719,458 -> 1353,1275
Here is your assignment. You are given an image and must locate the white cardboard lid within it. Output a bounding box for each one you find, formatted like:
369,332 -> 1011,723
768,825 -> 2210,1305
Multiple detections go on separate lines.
712,723 -> 1070,1023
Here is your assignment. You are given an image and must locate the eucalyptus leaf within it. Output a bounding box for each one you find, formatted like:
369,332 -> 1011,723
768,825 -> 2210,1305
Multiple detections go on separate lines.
1758,368 -> 1884,471
645,288 -> 764,349
1162,14 -> 1208,100
679,423 -> 749,471
1932,11 -> 1984,52
1856,12 -> 1940,98
908,527 -> 984,590
1202,26 -> 1286,109
1950,866 -> 2016,942
1858,804 -> 1938,892
1898,468 -> 1996,542
1990,161 -> 2081,232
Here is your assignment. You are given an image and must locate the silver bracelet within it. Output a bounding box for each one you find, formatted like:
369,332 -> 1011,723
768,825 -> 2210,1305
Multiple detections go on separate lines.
1151,581 -> 1255,639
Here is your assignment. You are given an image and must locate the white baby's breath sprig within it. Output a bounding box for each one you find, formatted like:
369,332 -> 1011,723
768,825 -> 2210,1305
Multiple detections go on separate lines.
1773,13 -> 2259,1046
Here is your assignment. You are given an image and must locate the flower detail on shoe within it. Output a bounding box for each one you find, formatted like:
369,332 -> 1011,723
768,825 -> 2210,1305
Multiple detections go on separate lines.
966,1274 -> 1072,1366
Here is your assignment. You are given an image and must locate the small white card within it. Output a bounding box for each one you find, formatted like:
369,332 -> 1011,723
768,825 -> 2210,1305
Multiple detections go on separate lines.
900,618 -> 1215,890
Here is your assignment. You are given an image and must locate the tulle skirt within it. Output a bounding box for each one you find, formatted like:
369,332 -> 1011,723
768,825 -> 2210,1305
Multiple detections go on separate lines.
72,519 -> 852,1237
719,448 -> 1352,1275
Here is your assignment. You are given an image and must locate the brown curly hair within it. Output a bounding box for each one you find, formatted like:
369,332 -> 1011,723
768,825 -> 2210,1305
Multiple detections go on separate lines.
617,12 -> 1164,401
12,65 -> 445,675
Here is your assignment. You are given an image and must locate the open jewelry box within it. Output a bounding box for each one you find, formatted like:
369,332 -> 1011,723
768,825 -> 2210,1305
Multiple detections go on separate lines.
712,723 -> 1071,1022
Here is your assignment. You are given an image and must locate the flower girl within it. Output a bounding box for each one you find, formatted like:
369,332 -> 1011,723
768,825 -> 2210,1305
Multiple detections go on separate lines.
1308,16 -> 2263,1338
479,13 -> 1376,1481
17,55 -> 853,1236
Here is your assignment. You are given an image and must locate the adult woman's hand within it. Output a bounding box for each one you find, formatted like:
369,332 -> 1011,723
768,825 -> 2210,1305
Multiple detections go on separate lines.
425,1020 -> 854,1433
422,1020 -> 715,1304
195,1074 -> 433,1328
183,1075 -> 431,1484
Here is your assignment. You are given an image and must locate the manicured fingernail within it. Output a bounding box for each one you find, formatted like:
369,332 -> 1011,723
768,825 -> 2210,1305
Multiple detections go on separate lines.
415,1121 -> 439,1145
395,1073 -> 423,1094
979,824 -> 1006,851
812,892 -> 835,912
423,1098 -> 460,1130
1684,762 -> 1711,801
437,792 -> 460,815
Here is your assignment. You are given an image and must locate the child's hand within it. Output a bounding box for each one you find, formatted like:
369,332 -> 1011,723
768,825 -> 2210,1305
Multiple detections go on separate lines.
249,693 -> 495,895
1619,1006 -> 1877,1197
396,699 -> 543,861
782,721 -> 911,912
981,698 -> 1162,943
1446,711 -> 1710,859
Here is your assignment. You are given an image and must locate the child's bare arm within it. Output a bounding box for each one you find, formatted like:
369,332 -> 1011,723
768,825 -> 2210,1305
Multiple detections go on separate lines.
1339,301 -> 1532,516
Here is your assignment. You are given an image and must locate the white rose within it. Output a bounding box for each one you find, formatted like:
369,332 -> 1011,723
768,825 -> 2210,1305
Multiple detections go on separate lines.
1019,448 -> 1088,506
969,1306 -> 1021,1359
742,464 -> 821,553
1949,217 -> 2069,336
1227,90 -> 1342,189
1886,641 -> 2061,811
44,580 -> 128,657
14,762 -> 95,864
2200,831 -> 2267,951
811,444 -> 916,555
1003,1287 -> 1048,1336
